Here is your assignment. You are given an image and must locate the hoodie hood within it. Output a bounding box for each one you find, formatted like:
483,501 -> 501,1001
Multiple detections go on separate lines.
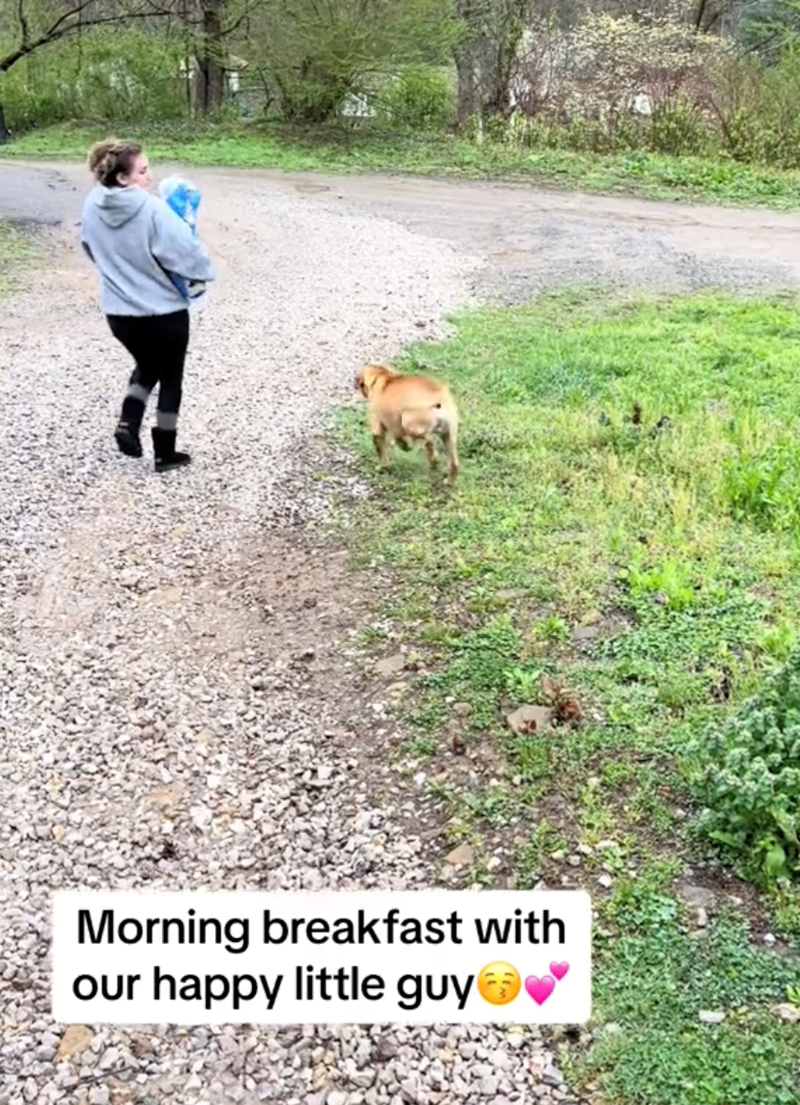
90,184 -> 150,228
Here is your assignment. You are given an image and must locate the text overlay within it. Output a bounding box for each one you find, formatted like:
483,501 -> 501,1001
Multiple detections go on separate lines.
51,889 -> 592,1025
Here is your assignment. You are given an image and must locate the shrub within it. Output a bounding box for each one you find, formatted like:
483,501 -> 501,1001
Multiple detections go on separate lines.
1,28 -> 189,132
706,48 -> 800,169
647,97 -> 716,156
687,643 -> 800,884
374,65 -> 455,130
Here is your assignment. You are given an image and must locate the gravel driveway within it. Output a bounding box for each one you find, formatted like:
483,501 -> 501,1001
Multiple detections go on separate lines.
3,159 -> 800,1105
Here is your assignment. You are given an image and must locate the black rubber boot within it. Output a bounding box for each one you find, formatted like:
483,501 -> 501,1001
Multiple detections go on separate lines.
114,420 -> 143,457
114,392 -> 148,457
151,427 -> 191,472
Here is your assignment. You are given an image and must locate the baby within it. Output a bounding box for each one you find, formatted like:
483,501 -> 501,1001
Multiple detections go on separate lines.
158,175 -> 207,301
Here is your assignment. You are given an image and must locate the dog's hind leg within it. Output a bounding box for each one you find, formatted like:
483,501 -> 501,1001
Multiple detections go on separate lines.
424,436 -> 438,470
442,420 -> 459,482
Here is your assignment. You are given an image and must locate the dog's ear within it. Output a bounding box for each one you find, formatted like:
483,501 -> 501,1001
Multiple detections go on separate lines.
358,364 -> 382,396
355,366 -> 370,396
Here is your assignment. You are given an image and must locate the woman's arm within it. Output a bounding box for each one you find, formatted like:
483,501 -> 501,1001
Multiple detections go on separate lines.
149,200 -> 216,284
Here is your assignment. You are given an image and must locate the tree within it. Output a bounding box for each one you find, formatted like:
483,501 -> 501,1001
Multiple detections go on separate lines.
195,0 -> 225,113
0,0 -> 173,74
246,0 -> 459,124
452,0 -> 480,126
692,0 -> 738,31
737,0 -> 800,56
0,0 -> 174,139
187,0 -> 262,115
452,0 -> 571,128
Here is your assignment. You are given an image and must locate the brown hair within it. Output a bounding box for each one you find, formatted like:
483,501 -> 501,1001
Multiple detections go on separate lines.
87,137 -> 142,187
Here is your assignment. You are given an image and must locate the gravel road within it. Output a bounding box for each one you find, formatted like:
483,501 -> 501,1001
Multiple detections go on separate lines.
3,158 -> 800,1105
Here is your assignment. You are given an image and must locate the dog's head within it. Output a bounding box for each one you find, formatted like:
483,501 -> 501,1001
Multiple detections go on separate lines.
355,363 -> 394,399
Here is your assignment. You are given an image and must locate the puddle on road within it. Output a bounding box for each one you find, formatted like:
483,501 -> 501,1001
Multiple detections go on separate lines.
291,181 -> 330,195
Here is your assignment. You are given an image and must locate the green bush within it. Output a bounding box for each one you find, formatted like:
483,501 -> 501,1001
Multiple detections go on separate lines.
647,99 -> 717,158
489,103 -> 719,159
2,28 -> 188,132
373,65 -> 454,131
714,50 -> 800,168
687,643 -> 800,884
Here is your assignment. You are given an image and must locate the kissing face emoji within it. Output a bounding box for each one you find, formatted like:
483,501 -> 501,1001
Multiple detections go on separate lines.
477,961 -> 521,1005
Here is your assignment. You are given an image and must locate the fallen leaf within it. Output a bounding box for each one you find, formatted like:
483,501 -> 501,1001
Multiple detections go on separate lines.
554,697 -> 583,725
541,675 -> 561,700
444,843 -> 474,867
506,704 -> 554,735
57,1024 -> 95,1060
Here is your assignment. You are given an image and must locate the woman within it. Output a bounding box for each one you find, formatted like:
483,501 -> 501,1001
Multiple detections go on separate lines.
79,138 -> 215,471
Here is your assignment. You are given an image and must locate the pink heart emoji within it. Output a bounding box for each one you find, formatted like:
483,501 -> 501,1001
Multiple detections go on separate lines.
550,961 -> 570,981
525,975 -> 555,1005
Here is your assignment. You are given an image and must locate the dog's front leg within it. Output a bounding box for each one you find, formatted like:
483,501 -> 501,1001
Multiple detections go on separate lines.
372,429 -> 391,470
368,413 -> 391,470
373,434 -> 391,469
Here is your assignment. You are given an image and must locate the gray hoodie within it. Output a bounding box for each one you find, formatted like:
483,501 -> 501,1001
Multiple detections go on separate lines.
79,184 -> 216,317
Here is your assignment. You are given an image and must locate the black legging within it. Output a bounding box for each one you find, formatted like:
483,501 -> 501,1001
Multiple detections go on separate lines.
108,309 -> 190,432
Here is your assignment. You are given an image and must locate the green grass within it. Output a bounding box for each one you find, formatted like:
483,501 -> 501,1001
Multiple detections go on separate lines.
0,220 -> 40,300
6,121 -> 800,210
574,876 -> 800,1105
330,288 -> 800,1103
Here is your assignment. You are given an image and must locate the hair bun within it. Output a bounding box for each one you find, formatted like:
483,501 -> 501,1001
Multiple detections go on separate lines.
86,137 -> 142,187
87,137 -> 122,174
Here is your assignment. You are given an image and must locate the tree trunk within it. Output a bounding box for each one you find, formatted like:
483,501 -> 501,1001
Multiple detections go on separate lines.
195,0 -> 226,115
454,0 -> 527,127
479,34 -> 506,117
478,0 -> 526,120
454,48 -> 478,127
0,103 -> 9,144
453,0 -> 480,128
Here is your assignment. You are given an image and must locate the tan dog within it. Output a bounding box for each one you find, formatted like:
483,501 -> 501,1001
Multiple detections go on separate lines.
355,362 -> 459,482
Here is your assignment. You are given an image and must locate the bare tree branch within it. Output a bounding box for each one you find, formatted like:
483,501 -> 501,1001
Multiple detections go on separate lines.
1,0 -> 175,73
221,0 -> 267,38
17,0 -> 31,49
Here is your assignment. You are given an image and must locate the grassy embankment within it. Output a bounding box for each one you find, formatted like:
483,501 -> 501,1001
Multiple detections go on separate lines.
5,121 -> 800,210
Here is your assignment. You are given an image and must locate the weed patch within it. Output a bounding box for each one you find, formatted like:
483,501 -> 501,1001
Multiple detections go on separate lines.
0,220 -> 40,300
579,885 -> 800,1105
687,643 -> 800,885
